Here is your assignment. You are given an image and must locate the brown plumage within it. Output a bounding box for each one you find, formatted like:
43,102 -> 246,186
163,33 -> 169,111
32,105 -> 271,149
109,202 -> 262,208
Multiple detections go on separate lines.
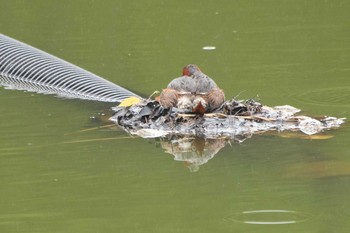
159,64 -> 225,113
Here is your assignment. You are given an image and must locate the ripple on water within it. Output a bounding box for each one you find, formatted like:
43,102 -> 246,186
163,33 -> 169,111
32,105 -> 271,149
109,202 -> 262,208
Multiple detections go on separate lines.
334,205 -> 350,220
288,86 -> 350,107
224,210 -> 312,225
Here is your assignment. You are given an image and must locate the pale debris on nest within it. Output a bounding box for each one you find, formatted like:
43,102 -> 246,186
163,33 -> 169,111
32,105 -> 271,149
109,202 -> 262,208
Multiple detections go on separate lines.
110,98 -> 345,139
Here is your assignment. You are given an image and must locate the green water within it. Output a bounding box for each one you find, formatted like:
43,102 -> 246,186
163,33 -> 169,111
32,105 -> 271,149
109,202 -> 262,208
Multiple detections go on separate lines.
1,0 -> 350,232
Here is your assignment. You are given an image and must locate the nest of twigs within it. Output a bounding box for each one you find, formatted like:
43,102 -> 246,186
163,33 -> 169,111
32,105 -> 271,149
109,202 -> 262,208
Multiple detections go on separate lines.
110,98 -> 345,139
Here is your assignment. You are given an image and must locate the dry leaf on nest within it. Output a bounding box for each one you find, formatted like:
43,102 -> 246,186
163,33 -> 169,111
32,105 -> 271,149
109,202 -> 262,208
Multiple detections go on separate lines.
118,97 -> 142,107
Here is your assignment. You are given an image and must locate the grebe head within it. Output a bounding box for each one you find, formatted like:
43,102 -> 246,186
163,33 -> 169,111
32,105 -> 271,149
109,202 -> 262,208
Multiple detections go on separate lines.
182,64 -> 201,76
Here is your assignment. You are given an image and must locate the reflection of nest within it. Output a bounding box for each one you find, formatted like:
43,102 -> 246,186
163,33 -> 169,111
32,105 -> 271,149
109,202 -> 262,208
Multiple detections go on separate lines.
110,98 -> 345,139
110,98 -> 345,172
160,137 -> 227,172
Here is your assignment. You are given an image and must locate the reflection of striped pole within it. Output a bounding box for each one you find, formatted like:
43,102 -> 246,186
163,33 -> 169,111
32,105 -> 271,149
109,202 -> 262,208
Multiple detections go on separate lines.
0,34 -> 142,102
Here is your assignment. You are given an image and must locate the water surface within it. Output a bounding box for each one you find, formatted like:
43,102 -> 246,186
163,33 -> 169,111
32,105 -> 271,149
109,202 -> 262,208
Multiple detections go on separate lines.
1,1 -> 350,232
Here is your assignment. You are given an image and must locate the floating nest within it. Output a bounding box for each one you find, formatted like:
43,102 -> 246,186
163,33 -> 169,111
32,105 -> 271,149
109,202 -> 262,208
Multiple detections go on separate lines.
110,98 -> 345,139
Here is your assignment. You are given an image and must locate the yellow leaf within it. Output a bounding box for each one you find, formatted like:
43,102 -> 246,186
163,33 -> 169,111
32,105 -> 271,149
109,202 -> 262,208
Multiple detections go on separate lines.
118,97 -> 142,107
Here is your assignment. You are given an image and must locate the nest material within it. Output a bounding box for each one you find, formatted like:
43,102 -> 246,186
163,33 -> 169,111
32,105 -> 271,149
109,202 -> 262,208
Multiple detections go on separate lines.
110,98 -> 345,139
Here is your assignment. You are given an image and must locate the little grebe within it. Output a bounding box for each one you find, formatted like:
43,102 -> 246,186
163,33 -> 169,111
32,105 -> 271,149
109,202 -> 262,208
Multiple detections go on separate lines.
159,64 -> 225,114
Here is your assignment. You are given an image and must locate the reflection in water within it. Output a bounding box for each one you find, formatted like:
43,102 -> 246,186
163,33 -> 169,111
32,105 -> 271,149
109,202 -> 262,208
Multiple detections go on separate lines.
284,160 -> 350,179
155,130 -> 344,172
160,137 -> 226,172
158,136 -> 247,172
